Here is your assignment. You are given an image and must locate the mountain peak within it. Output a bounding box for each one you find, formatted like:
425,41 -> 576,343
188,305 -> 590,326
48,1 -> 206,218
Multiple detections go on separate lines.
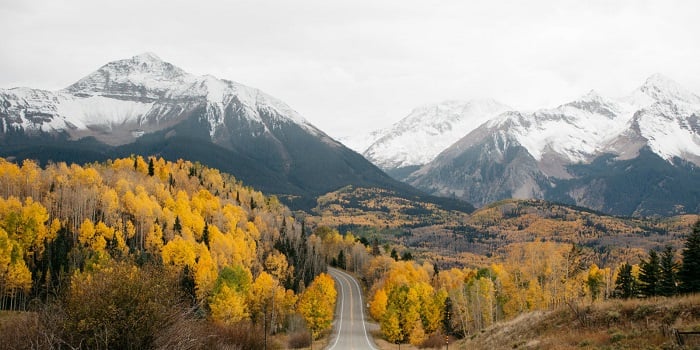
65,53 -> 190,97
644,73 -> 676,86
639,73 -> 700,104
581,89 -> 601,100
362,97 -> 511,169
132,52 -> 162,63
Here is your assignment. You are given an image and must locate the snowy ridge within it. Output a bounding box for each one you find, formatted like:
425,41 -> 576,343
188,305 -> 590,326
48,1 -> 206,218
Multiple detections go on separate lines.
362,99 -> 512,169
1,53 -> 319,142
489,90 -> 632,163
363,74 -> 700,172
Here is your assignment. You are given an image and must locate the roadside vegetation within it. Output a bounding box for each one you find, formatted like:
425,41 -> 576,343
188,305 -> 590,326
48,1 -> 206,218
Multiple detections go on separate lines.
1,156 -> 699,349
0,156 -> 334,349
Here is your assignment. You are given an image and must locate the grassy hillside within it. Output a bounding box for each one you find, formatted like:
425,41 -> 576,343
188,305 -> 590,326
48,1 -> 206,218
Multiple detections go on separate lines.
307,185 -> 472,228
460,295 -> 700,350
308,195 -> 698,268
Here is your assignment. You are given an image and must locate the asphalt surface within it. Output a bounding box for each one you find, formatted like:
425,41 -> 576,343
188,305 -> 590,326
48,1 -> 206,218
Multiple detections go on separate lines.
326,267 -> 379,350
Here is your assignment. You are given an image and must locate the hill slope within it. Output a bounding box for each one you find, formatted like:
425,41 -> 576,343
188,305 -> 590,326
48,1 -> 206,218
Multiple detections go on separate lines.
462,295 -> 700,350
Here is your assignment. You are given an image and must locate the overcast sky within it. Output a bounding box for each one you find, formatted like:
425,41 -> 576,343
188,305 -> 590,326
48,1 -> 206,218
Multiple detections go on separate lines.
1,0 -> 699,139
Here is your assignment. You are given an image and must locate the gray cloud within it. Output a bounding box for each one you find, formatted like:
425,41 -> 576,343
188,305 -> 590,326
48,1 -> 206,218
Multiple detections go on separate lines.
1,0 -> 699,138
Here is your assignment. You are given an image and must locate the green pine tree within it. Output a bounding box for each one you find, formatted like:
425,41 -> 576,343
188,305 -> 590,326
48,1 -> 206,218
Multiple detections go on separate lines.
639,250 -> 661,297
680,221 -> 700,293
202,222 -> 210,247
337,250 -> 346,270
148,157 -> 155,177
659,245 -> 678,296
614,262 -> 637,299
173,216 -> 182,234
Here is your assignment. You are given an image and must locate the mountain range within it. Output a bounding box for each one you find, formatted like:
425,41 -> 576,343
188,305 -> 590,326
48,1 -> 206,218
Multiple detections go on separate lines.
352,74 -> 700,216
0,53 -> 471,212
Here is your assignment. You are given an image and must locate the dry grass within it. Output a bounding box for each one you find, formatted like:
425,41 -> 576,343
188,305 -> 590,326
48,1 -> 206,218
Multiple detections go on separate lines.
458,294 -> 700,350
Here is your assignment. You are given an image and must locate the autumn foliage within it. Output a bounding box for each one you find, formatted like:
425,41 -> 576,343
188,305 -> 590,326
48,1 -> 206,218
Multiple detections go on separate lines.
0,156 -> 327,348
298,272 -> 337,339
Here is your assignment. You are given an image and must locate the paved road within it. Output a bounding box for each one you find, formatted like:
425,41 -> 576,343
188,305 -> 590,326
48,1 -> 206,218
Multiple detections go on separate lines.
326,267 -> 379,350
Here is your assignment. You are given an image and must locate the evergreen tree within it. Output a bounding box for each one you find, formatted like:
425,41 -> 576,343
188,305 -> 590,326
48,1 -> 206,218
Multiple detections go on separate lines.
614,263 -> 637,299
659,245 -> 678,296
148,157 -> 155,177
371,238 -> 381,256
173,216 -> 182,234
202,222 -> 210,247
336,250 -> 346,270
443,296 -> 454,336
680,221 -> 700,293
639,250 -> 661,297
390,248 -> 398,261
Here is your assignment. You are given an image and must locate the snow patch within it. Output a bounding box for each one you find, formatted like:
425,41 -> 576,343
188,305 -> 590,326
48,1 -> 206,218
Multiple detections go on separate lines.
364,99 -> 512,168
56,95 -> 154,129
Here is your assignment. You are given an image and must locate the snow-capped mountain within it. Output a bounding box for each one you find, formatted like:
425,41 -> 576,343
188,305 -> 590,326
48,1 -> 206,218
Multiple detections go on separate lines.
404,74 -> 700,216
0,53 -> 320,144
1,53 -> 444,211
358,99 -> 511,176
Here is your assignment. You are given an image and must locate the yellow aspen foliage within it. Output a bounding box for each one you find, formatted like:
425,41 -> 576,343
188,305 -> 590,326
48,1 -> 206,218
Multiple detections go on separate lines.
365,255 -> 395,285
209,284 -> 249,324
408,320 -> 427,346
145,223 -> 164,254
0,228 -> 12,268
110,157 -> 137,171
525,278 -> 546,310
95,221 -> 114,241
191,189 -> 219,221
422,287 -> 447,334
384,261 -> 431,289
0,158 -> 22,196
172,191 -> 205,241
153,157 -> 169,181
219,204 -> 246,232
208,224 -> 233,268
370,288 -> 388,320
587,263 -> 606,301
108,222 -> 129,257
193,245 -> 218,301
48,218 -> 61,241
6,259 -> 32,293
133,156 -> 149,175
298,273 -> 337,339
473,277 -> 496,328
280,289 -> 299,318
245,221 -> 260,241
71,165 -> 102,186
403,286 -> 423,338
264,251 -> 289,283
100,188 -> 120,225
161,236 -> 198,268
381,310 -> 403,344
0,228 -> 32,295
436,268 -> 475,291
78,219 -> 96,247
248,271 -> 279,320
0,197 -> 50,258
491,263 -> 523,316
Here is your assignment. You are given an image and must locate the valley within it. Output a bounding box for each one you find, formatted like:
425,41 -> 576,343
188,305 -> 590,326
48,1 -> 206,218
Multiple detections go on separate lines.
0,52 -> 698,350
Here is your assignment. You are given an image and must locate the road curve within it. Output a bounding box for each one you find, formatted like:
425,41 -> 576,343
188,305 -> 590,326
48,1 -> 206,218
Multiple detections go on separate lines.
326,267 -> 379,350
